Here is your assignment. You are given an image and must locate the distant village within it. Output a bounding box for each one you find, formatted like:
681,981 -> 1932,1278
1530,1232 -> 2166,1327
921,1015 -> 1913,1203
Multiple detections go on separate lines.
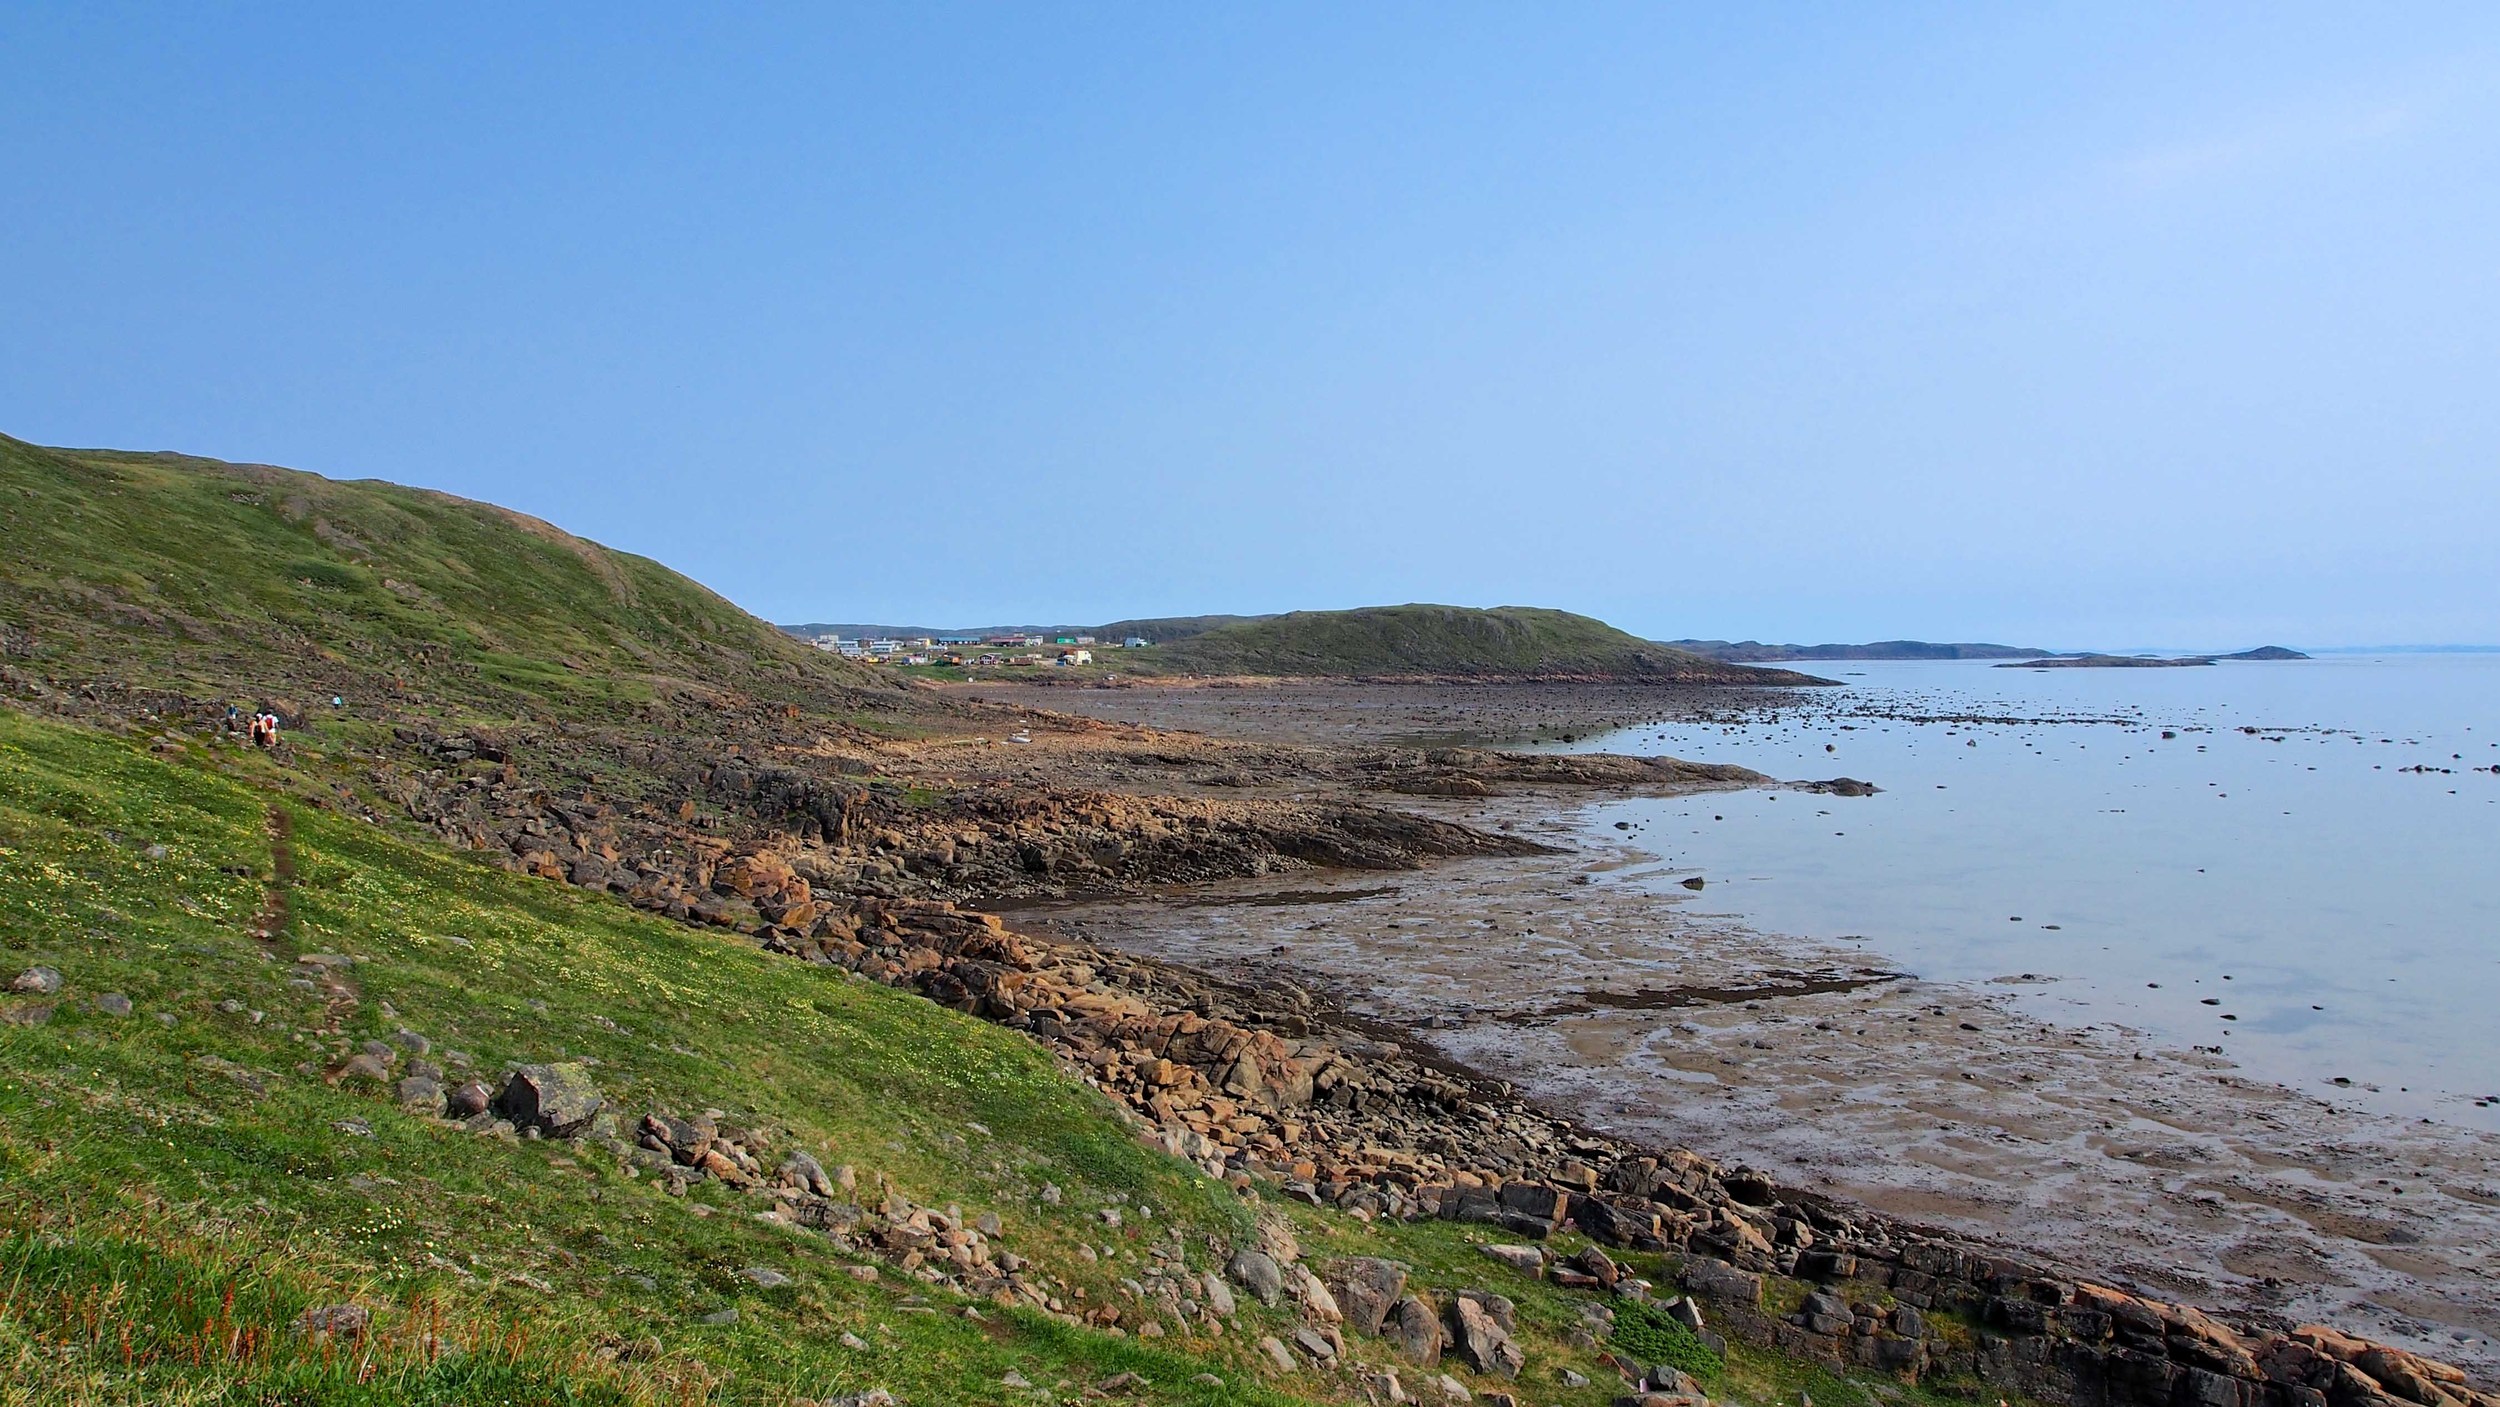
806,631 -> 1151,668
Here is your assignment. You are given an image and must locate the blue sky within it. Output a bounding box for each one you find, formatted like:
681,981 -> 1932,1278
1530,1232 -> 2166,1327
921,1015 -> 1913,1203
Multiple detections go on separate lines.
5,5 -> 2496,648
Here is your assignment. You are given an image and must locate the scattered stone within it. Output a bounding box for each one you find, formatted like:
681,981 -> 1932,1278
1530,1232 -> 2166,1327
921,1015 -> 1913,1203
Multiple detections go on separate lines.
293,1304 -> 370,1339
11,967 -> 62,995
1258,1334 -> 1297,1373
396,1075 -> 445,1112
738,1266 -> 790,1289
92,992 -> 132,1017
331,1051 -> 392,1085
1571,1243 -> 1621,1287
697,1307 -> 739,1326
1435,1373 -> 1473,1402
1291,1263 -> 1342,1322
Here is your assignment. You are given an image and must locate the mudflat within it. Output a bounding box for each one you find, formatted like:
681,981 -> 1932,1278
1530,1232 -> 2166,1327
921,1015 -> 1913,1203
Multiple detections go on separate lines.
971,679 -> 2500,1376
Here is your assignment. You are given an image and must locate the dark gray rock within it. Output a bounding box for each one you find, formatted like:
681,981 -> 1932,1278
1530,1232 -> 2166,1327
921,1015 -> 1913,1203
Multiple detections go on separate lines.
1387,1293 -> 1443,1366
494,1062 -> 605,1138
395,1075 -> 445,1112
1450,1293 -> 1524,1378
1679,1258 -> 1763,1307
11,966 -> 62,995
93,992 -> 132,1018
445,1080 -> 492,1118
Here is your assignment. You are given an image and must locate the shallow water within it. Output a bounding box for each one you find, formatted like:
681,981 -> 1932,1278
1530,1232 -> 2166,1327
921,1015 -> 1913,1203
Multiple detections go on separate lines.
1560,653 -> 2500,1129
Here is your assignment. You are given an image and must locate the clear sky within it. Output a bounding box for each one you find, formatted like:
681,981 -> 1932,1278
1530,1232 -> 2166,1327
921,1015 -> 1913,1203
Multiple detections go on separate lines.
5,5 -> 2496,649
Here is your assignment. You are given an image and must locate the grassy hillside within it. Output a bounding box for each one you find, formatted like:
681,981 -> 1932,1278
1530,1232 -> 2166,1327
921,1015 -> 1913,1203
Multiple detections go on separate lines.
0,434 -> 907,723
1133,606 -> 1826,684
0,708 -> 1952,1407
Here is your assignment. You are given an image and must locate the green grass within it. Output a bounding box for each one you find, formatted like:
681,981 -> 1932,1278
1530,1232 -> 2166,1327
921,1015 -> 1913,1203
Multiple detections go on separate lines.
1611,1297 -> 1724,1378
0,709 -> 1287,1404
0,706 -> 2020,1407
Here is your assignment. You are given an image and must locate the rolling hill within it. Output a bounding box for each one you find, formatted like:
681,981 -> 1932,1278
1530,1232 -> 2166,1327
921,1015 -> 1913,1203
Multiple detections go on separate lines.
1132,605 -> 1830,683
0,434 -> 909,723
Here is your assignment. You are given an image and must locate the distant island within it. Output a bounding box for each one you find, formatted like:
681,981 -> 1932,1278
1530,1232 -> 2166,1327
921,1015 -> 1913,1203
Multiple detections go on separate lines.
1996,646 -> 2310,669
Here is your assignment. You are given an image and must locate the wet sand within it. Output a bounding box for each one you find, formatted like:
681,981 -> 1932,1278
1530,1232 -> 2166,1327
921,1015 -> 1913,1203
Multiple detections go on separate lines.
994,682 -> 2500,1375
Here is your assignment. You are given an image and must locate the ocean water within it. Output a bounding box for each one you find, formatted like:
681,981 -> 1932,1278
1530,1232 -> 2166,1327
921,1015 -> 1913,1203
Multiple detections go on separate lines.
1560,653 -> 2500,1130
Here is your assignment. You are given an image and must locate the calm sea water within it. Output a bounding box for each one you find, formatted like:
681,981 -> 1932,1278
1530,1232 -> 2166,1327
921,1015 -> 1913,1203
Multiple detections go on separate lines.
1561,653 -> 2500,1129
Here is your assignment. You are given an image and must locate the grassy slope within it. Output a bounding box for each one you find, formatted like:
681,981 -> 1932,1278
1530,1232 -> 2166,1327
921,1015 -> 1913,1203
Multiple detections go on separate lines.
1134,606 -> 1822,683
0,434 -> 907,724
0,709 -> 1984,1407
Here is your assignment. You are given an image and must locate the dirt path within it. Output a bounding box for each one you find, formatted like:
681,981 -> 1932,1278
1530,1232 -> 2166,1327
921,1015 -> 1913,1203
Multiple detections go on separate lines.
247,804 -> 294,951
254,805 -> 361,1039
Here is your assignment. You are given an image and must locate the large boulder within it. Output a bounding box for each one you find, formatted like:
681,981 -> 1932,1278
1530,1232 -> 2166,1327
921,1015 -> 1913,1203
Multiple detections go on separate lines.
493,1063 -> 605,1138
1331,1257 -> 1410,1336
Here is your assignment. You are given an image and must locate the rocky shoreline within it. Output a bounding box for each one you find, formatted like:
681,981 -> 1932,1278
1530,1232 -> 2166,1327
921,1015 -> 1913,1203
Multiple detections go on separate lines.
19,671 -> 2495,1406
724,888 -> 2498,1407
